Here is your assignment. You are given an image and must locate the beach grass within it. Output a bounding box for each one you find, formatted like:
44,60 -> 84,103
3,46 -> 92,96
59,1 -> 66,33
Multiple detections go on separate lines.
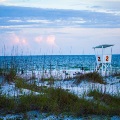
75,72 -> 106,84
5,68 -> 17,82
88,89 -> 120,116
15,77 -> 44,93
1,78 -> 120,116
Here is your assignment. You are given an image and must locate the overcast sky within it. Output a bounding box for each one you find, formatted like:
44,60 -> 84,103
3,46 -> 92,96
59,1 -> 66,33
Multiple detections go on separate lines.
0,0 -> 120,55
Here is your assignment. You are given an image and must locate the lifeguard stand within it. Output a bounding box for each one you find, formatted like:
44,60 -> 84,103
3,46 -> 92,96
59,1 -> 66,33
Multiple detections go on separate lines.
93,44 -> 114,76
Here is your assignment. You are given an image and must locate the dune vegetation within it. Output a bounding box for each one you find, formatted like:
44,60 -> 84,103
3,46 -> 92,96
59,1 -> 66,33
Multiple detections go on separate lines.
0,55 -> 120,118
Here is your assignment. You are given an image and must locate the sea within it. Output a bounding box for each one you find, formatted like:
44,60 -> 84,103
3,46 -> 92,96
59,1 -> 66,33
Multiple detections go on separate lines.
0,55 -> 120,72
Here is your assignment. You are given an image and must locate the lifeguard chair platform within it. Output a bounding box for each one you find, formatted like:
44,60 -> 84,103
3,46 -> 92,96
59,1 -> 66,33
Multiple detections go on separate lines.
93,44 -> 114,76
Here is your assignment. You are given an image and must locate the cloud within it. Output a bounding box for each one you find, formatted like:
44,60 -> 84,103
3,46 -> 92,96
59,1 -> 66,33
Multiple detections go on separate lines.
21,38 -> 27,45
0,6 -> 120,28
8,33 -> 28,46
91,6 -> 101,8
26,19 -> 52,24
46,35 -> 57,47
35,36 -> 43,43
12,34 -> 20,44
0,0 -> 6,2
8,19 -> 23,23
0,5 -> 120,55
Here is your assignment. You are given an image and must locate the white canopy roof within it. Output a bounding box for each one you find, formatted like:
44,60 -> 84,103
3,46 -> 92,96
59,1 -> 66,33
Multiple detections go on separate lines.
93,44 -> 114,49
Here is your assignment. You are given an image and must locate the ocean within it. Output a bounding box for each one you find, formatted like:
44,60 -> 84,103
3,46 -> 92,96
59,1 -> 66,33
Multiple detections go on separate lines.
0,55 -> 120,72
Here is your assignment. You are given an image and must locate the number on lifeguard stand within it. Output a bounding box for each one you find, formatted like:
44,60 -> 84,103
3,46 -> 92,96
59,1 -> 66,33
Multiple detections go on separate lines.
98,56 -> 101,61
106,56 -> 109,61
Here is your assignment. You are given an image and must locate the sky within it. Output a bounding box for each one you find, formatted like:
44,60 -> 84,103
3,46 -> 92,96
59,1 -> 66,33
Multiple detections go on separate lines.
0,0 -> 120,55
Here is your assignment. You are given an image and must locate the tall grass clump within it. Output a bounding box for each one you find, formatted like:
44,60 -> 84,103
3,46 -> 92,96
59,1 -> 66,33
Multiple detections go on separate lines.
75,72 -> 105,84
88,90 -> 120,115
14,78 -> 99,115
47,88 -> 116,116
0,68 -> 3,76
0,67 -> 17,82
41,76 -> 55,86
0,95 -> 15,113
15,88 -> 102,116
0,56 -> 17,82
17,94 -> 48,113
0,86 -> 120,116
14,77 -> 43,93
46,88 -> 79,114
5,68 -> 17,82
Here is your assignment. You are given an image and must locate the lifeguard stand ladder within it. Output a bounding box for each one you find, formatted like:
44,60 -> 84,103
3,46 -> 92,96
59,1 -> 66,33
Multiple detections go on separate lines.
93,44 -> 114,76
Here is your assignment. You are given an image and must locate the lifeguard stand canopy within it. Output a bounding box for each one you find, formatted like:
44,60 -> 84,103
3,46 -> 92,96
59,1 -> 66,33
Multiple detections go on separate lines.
93,44 -> 114,49
93,44 -> 114,76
